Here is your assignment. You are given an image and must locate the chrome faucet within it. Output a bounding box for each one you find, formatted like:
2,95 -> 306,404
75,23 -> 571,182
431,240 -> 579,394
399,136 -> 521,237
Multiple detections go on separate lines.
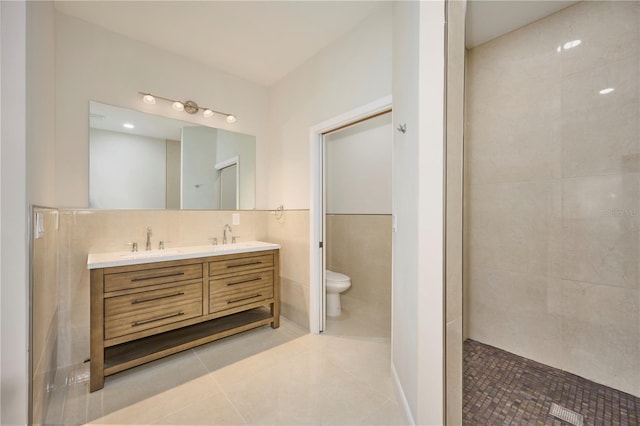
146,225 -> 152,251
223,224 -> 232,245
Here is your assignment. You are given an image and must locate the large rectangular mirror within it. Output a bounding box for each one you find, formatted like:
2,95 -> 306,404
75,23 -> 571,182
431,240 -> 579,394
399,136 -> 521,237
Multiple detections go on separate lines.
89,101 -> 256,209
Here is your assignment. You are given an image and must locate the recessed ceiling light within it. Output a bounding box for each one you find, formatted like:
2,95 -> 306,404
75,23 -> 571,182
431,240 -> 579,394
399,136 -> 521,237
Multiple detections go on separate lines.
123,123 -> 135,129
203,109 -> 214,118
599,87 -> 615,95
172,101 -> 184,111
226,114 -> 237,124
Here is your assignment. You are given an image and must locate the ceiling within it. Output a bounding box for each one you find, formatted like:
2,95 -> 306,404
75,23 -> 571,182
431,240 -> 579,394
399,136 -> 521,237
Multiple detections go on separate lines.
55,1 -> 581,87
54,1 -> 386,87
466,1 -> 579,48
90,101 -> 186,141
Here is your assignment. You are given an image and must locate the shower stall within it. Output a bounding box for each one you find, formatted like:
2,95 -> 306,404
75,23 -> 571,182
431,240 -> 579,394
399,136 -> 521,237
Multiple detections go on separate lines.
463,1 -> 640,423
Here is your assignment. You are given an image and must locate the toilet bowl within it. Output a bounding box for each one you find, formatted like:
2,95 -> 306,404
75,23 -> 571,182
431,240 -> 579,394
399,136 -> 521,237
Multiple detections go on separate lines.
325,270 -> 351,317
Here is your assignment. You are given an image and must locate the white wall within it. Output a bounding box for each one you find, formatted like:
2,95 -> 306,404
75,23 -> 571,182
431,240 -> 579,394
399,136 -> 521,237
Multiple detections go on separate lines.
325,112 -> 392,214
55,12 -> 269,209
90,129 -> 166,209
181,126 -> 217,209
1,2 -> 28,423
392,1 -> 446,424
268,3 -> 393,210
27,2 -> 56,208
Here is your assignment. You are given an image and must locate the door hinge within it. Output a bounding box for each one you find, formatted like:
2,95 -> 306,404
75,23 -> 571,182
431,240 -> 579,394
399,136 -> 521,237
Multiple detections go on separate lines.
319,241 -> 323,248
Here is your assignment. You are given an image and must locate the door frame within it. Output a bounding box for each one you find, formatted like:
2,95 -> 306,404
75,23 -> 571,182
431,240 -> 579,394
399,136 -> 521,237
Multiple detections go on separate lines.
215,156 -> 240,210
308,95 -> 392,334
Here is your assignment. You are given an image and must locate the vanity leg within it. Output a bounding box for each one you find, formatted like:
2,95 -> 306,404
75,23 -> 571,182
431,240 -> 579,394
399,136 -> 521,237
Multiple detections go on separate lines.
271,250 -> 280,329
90,269 -> 105,391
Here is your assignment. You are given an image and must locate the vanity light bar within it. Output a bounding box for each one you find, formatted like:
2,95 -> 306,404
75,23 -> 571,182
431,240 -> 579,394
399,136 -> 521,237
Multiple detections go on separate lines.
138,91 -> 237,124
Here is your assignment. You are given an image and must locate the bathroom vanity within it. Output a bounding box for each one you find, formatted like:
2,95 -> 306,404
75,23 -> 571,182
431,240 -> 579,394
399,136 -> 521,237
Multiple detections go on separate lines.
87,242 -> 280,391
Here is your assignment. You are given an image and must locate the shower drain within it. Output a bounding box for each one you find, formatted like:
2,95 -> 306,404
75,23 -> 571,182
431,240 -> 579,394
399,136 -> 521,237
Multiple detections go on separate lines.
549,403 -> 584,426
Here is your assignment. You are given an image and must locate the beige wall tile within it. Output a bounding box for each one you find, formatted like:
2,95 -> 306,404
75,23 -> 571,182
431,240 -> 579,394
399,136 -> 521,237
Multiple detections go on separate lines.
467,182 -> 551,276
326,215 -> 391,310
31,208 -> 59,425
560,1 -> 639,78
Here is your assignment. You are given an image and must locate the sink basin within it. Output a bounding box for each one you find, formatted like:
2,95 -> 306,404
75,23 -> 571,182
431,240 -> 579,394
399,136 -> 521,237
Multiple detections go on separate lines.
119,249 -> 180,260
87,241 -> 281,269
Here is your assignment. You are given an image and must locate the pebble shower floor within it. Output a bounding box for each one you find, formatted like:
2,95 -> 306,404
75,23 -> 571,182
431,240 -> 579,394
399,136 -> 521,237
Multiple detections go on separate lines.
463,340 -> 640,425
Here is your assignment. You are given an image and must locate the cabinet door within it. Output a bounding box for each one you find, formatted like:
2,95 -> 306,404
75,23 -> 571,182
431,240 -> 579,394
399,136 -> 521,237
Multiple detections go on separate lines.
105,281 -> 202,339
105,264 -> 202,293
209,270 -> 274,313
209,253 -> 273,277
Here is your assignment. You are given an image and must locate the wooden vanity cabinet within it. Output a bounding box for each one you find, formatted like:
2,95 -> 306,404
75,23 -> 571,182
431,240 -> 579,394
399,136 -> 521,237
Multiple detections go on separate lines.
90,249 -> 279,392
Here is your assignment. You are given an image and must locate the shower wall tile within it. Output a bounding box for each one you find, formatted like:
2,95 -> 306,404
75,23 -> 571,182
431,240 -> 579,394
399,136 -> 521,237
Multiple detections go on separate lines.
560,280 -> 640,395
466,182 -> 551,276
554,174 -> 639,289
467,267 -> 563,368
466,0 -> 640,396
561,55 -> 640,178
560,1 -> 639,78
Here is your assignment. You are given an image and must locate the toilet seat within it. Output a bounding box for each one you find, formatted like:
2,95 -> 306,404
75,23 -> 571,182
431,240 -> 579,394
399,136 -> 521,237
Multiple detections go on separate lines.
326,270 -> 350,282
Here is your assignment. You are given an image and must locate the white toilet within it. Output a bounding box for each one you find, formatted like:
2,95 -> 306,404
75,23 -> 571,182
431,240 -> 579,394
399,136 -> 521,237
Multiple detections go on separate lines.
325,270 -> 352,317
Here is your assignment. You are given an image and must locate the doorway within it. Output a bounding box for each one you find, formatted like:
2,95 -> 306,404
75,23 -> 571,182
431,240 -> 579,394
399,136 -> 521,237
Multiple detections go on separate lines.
215,157 -> 239,210
308,95 -> 392,334
322,112 -> 393,336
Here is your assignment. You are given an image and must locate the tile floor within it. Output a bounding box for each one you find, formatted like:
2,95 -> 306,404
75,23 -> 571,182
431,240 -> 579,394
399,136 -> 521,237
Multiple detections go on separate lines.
325,294 -> 390,339
45,315 -> 405,425
463,339 -> 640,425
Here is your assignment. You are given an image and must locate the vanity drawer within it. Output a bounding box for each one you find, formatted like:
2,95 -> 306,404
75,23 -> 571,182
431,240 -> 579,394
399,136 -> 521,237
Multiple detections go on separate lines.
104,281 -> 202,339
209,271 -> 274,313
105,264 -> 202,293
209,253 -> 273,277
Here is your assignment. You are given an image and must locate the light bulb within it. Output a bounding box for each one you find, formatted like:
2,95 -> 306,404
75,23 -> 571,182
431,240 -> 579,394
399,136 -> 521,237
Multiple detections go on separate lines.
203,109 -> 214,118
142,94 -> 156,105
172,101 -> 184,111
226,114 -> 237,124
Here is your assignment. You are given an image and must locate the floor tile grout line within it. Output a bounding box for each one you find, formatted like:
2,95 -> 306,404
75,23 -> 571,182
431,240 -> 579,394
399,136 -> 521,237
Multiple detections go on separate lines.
192,347 -> 214,374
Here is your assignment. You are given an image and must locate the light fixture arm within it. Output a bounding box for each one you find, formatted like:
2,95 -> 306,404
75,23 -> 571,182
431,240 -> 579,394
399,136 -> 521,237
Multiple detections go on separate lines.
138,91 -> 236,123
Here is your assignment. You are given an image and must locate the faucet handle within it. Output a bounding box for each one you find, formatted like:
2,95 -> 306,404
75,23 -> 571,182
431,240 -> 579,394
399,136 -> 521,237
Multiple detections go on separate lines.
208,237 -> 218,246
127,242 -> 138,252
158,240 -> 171,250
232,236 -> 239,244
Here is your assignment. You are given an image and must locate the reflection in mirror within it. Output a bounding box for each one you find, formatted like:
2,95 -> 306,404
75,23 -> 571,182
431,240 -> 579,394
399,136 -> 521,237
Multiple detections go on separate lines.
89,101 -> 256,210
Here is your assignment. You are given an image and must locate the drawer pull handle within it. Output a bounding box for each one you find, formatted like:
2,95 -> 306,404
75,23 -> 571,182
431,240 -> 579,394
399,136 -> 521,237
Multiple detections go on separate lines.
131,272 -> 185,282
131,292 -> 185,305
228,294 -> 262,304
132,312 -> 185,327
227,277 -> 263,286
227,261 -> 262,268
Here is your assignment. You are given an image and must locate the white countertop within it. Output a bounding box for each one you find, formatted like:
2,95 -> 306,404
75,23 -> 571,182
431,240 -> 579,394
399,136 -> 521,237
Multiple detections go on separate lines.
87,240 -> 281,269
